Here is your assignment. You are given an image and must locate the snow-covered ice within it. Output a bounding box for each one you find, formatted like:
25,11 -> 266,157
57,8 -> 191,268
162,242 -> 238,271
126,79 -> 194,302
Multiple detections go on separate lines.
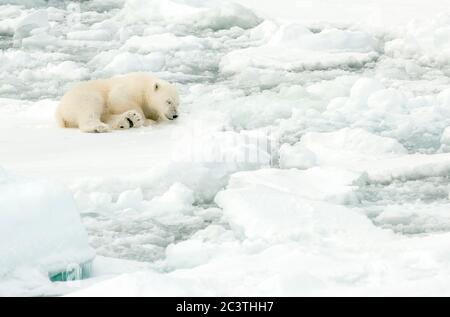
0,170 -> 95,296
1,0 -> 450,296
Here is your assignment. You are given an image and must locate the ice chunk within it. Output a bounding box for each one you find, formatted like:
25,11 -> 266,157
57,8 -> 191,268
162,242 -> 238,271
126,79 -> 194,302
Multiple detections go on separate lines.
116,188 -> 144,210
268,23 -> 311,45
165,239 -> 215,269
249,20 -> 278,43
221,46 -> 378,74
67,30 -> 113,41
0,171 -> 95,279
280,128 -> 450,183
0,6 -> 22,35
21,32 -> 59,49
102,52 -> 165,75
279,143 -> 317,169
375,203 -> 450,234
221,167 -> 361,205
14,9 -> 49,41
367,89 -> 407,113
383,15 -> 450,70
270,25 -> 377,52
151,182 -> 195,214
289,128 -> 407,168
123,33 -> 206,54
44,61 -> 89,81
438,88 -> 450,108
302,128 -> 407,156
165,225 -> 239,269
441,127 -> 450,147
221,24 -> 379,74
120,0 -> 261,30
348,77 -> 384,107
366,153 -> 450,183
215,167 -> 385,242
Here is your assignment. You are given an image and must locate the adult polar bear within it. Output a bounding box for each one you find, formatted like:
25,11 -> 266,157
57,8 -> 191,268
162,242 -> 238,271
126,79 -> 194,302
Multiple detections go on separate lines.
56,73 -> 180,133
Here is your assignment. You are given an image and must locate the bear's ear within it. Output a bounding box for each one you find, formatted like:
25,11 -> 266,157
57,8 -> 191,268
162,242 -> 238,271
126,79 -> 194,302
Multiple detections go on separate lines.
154,83 -> 159,91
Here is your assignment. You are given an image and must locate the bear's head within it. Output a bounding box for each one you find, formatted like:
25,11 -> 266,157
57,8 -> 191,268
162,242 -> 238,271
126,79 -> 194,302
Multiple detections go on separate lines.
146,79 -> 180,121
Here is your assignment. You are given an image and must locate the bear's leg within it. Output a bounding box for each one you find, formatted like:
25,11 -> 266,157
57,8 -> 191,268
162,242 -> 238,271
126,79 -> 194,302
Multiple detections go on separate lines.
106,110 -> 144,130
78,112 -> 111,133
74,92 -> 111,133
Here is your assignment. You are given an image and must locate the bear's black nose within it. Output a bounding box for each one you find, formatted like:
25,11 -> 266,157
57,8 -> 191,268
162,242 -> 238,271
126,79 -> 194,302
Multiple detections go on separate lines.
173,114 -> 178,119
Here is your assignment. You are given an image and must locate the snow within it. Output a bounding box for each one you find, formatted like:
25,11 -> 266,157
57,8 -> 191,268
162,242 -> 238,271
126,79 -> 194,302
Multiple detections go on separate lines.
1,0 -> 450,296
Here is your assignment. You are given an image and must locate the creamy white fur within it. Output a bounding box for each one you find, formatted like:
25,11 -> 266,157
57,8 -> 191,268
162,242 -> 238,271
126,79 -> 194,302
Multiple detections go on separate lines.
56,73 -> 180,133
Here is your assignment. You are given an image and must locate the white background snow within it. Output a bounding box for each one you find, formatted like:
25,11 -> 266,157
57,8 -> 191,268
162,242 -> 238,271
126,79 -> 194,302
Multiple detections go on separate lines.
1,0 -> 450,296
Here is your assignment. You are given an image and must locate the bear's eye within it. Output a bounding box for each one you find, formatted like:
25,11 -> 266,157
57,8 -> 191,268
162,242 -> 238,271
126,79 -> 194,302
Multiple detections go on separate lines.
167,100 -> 172,105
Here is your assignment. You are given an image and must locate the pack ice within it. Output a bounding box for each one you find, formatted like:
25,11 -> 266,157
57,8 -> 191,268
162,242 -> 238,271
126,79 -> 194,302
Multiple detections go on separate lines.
1,0 -> 450,296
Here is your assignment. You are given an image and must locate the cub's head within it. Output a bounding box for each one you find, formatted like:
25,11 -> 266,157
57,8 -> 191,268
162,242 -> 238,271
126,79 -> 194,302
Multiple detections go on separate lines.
146,79 -> 180,121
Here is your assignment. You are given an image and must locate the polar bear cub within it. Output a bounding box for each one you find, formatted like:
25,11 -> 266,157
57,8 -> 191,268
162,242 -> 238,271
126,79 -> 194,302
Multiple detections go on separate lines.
56,72 -> 180,133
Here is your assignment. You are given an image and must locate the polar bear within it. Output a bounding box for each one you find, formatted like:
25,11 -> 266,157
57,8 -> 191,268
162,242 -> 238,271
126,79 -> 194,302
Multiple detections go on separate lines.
55,73 -> 180,133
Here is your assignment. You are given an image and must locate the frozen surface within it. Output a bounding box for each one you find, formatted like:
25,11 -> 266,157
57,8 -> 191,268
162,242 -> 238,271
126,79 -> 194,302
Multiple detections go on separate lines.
215,168 -> 377,241
1,0 -> 450,296
0,169 -> 95,296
